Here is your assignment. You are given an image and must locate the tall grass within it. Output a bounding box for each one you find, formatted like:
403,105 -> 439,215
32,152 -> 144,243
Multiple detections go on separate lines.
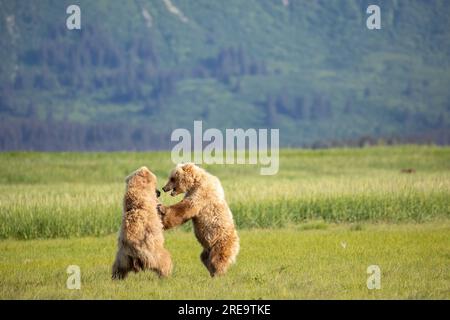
0,146 -> 449,239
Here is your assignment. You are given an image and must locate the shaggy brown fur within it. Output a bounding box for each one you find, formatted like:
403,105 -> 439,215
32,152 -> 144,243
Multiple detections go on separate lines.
112,166 -> 172,279
158,163 -> 239,277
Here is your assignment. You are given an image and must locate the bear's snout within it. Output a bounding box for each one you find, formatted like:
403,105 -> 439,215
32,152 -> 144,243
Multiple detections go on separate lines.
162,185 -> 170,192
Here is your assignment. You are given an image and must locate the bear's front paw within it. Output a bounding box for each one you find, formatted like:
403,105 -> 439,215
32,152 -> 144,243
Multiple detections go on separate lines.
157,204 -> 166,216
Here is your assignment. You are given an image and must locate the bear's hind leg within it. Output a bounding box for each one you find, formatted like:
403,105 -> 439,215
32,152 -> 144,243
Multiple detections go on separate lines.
112,251 -> 132,280
146,248 -> 173,278
207,244 -> 231,277
200,249 -> 210,269
207,236 -> 239,277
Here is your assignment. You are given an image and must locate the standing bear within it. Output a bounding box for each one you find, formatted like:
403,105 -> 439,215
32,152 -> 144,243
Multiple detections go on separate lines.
158,163 -> 239,277
112,166 -> 172,279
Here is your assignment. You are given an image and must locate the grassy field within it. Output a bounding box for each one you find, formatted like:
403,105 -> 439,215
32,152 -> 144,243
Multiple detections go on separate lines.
0,146 -> 449,239
0,146 -> 449,299
0,222 -> 449,299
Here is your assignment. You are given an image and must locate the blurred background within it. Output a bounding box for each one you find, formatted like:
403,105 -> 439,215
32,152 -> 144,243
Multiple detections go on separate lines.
0,0 -> 449,150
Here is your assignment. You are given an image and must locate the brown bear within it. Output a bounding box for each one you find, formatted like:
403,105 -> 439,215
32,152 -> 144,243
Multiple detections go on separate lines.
158,163 -> 239,277
112,166 -> 172,279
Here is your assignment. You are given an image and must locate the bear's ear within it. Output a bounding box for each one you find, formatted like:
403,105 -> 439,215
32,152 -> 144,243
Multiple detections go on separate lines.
135,166 -> 148,178
139,167 -> 157,183
138,166 -> 149,174
181,163 -> 196,174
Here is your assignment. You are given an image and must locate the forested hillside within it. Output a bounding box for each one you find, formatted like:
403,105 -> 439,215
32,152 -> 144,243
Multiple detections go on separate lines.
1,0 -> 449,150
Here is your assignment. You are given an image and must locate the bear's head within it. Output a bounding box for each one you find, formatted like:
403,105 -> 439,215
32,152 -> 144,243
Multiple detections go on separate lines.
125,166 -> 160,198
162,163 -> 199,196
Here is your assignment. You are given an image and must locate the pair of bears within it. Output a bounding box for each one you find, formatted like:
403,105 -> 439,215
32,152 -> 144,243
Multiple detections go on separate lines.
111,163 -> 240,279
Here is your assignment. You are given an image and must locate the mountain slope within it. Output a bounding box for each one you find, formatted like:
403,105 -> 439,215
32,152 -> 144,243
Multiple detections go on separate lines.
0,0 -> 449,150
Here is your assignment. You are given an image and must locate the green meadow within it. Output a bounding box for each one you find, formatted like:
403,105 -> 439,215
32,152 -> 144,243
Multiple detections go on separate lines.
0,223 -> 449,299
0,146 -> 449,299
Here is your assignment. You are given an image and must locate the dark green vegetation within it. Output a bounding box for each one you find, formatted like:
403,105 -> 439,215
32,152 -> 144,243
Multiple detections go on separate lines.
0,146 -> 449,239
1,1 -> 450,150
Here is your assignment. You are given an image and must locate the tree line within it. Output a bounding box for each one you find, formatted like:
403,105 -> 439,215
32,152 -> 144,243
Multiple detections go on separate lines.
0,118 -> 169,151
